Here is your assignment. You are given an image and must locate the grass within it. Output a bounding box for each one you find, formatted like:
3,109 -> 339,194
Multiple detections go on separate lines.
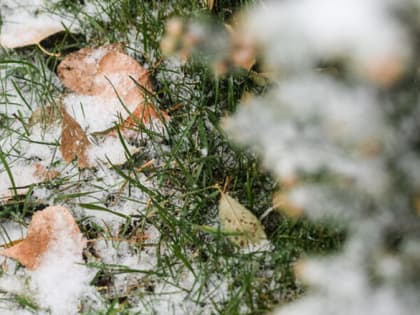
0,1 -> 343,314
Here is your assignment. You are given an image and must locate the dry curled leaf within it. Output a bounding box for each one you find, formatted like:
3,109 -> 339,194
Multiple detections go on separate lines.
0,206 -> 84,270
218,192 -> 266,247
60,108 -> 91,168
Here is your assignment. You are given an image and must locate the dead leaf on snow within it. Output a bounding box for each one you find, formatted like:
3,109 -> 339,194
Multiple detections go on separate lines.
57,44 -> 124,95
58,44 -> 169,136
60,108 -> 91,168
218,192 -> 266,247
0,17 -> 65,49
94,49 -> 152,104
57,43 -> 151,107
0,206 -> 84,270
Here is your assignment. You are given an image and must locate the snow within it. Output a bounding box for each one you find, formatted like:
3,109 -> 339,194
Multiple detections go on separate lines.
63,94 -> 135,133
87,136 -> 139,166
28,208 -> 97,315
223,74 -> 391,200
222,1 -> 420,315
244,0 -> 411,80
0,1 -> 283,315
0,163 -> 42,199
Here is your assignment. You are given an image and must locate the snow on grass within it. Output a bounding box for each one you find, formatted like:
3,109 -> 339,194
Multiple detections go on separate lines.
244,0 -> 411,79
0,1 -> 287,314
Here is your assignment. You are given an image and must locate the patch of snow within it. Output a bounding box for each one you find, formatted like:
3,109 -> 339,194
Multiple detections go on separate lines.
87,136 -> 139,166
63,93 -> 137,133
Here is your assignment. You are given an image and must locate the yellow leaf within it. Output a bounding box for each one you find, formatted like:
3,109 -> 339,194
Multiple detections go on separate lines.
218,192 -> 266,247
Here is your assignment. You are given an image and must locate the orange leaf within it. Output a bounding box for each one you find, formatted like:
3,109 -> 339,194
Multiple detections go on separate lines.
57,44 -> 124,95
58,44 -> 151,107
0,206 -> 84,270
60,108 -> 91,168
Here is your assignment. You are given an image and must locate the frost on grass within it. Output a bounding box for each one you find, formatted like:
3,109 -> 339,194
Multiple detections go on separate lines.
222,0 -> 420,315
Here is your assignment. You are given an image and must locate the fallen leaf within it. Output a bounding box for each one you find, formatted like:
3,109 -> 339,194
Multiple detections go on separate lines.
58,44 -> 162,134
60,108 -> 91,168
218,192 -> 266,247
0,14 -> 65,49
57,44 -> 124,95
0,206 -> 84,270
57,43 -> 151,106
95,49 -> 152,104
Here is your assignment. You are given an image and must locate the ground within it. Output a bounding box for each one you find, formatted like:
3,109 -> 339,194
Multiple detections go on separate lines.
0,1 -> 342,314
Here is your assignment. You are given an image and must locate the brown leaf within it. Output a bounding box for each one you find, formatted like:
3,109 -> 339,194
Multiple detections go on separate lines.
57,44 -> 151,107
60,108 -> 91,168
95,50 -> 152,105
57,44 -> 124,95
0,206 -> 84,270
